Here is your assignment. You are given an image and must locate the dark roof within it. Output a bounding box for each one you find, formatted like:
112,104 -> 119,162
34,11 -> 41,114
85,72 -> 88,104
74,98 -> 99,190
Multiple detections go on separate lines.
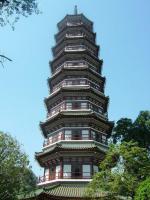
57,14 -> 93,28
52,37 -> 99,54
35,140 -> 108,158
49,67 -> 105,85
18,182 -> 106,199
40,111 -> 113,138
18,182 -> 129,200
50,50 -> 102,69
55,24 -> 96,40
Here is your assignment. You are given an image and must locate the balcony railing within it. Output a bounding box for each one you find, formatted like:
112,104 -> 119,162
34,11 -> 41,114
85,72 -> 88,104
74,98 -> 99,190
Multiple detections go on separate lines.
55,45 -> 97,58
56,29 -> 95,44
65,45 -> 86,51
65,21 -> 92,30
67,22 -> 83,26
66,33 -> 84,38
47,100 -> 104,119
52,78 -> 101,93
43,127 -> 107,147
53,60 -> 98,75
38,172 -> 92,183
43,134 -> 94,147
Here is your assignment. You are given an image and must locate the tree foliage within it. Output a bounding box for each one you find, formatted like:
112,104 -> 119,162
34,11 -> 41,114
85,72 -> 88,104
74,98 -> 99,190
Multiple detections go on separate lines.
0,131 -> 37,200
0,0 -> 39,27
111,111 -> 150,151
86,142 -> 150,199
134,177 -> 150,200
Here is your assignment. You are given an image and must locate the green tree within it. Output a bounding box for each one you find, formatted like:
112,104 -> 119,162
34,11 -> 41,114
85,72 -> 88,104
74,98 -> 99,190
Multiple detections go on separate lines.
134,177 -> 150,200
86,142 -> 150,199
111,111 -> 150,151
0,131 -> 37,200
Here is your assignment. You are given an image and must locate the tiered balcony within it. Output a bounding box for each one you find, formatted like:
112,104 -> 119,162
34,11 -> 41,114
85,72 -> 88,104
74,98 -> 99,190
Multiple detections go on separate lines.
47,100 -> 104,118
67,22 -> 83,27
43,127 -> 107,147
55,45 -> 97,58
55,26 -> 95,44
58,14 -> 93,32
66,33 -> 84,38
38,172 -> 92,183
53,60 -> 98,75
52,78 -> 101,93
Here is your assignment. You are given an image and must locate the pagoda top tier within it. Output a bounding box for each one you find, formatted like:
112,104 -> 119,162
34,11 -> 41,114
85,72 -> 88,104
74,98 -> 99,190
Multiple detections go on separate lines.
57,7 -> 93,32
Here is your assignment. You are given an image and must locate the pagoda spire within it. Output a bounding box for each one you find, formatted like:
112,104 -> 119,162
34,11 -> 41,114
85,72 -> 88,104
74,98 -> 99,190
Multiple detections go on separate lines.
74,5 -> 78,15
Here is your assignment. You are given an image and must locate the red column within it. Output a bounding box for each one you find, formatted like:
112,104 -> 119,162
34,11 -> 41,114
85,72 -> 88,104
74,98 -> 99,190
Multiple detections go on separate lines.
60,158 -> 63,179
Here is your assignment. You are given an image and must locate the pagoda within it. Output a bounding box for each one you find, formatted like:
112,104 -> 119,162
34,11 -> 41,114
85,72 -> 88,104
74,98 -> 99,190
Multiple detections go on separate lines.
19,7 -> 113,200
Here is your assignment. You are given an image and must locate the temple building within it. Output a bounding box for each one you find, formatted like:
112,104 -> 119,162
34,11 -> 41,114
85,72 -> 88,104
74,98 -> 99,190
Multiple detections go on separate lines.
19,7 -> 114,200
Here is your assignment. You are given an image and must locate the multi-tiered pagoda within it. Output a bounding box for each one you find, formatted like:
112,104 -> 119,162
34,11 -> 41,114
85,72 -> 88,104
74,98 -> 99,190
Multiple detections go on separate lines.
19,7 -> 113,200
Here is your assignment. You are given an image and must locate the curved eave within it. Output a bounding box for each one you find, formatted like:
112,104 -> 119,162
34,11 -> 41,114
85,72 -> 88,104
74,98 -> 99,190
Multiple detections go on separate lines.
18,182 -> 110,199
48,67 -> 105,86
40,111 -> 114,138
50,50 -> 102,72
52,37 -> 99,55
35,141 -> 107,166
57,14 -> 93,30
44,86 -> 109,114
45,86 -> 107,103
55,24 -> 96,42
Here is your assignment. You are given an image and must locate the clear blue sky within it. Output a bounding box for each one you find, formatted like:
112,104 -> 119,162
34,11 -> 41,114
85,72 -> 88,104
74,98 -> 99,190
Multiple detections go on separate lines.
0,0 -> 150,176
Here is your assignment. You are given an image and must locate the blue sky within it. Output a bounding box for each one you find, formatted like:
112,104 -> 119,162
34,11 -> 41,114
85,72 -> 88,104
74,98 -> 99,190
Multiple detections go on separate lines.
0,0 -> 150,176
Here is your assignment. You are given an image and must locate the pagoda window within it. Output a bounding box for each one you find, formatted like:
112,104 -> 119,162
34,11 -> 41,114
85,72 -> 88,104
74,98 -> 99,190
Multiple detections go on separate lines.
102,134 -> 107,144
96,133 -> 102,143
65,80 -> 72,85
83,165 -> 91,178
44,168 -> 49,181
91,130 -> 96,140
72,129 -> 81,140
72,164 -> 82,178
72,102 -> 80,109
66,102 -> 72,110
80,79 -> 86,85
81,102 -> 88,109
93,165 -> 99,174
55,165 -> 60,179
63,164 -> 71,178
82,129 -> 89,139
65,130 -> 71,140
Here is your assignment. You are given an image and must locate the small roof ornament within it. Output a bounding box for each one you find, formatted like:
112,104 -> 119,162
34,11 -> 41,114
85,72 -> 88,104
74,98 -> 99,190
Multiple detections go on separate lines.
74,5 -> 78,15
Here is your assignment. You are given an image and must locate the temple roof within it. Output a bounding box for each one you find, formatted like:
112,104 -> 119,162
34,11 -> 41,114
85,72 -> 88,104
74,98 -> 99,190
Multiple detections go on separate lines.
44,183 -> 88,198
18,182 -> 104,199
35,141 -> 108,158
40,112 -> 113,137
18,182 -> 128,200
57,13 -> 93,32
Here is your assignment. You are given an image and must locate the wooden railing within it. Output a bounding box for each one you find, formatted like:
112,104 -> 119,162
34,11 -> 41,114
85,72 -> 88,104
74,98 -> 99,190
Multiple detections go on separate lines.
52,78 -> 101,93
47,99 -> 105,120
53,60 -> 97,75
55,45 -> 97,58
43,127 -> 108,147
43,134 -> 94,147
38,172 -> 92,183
